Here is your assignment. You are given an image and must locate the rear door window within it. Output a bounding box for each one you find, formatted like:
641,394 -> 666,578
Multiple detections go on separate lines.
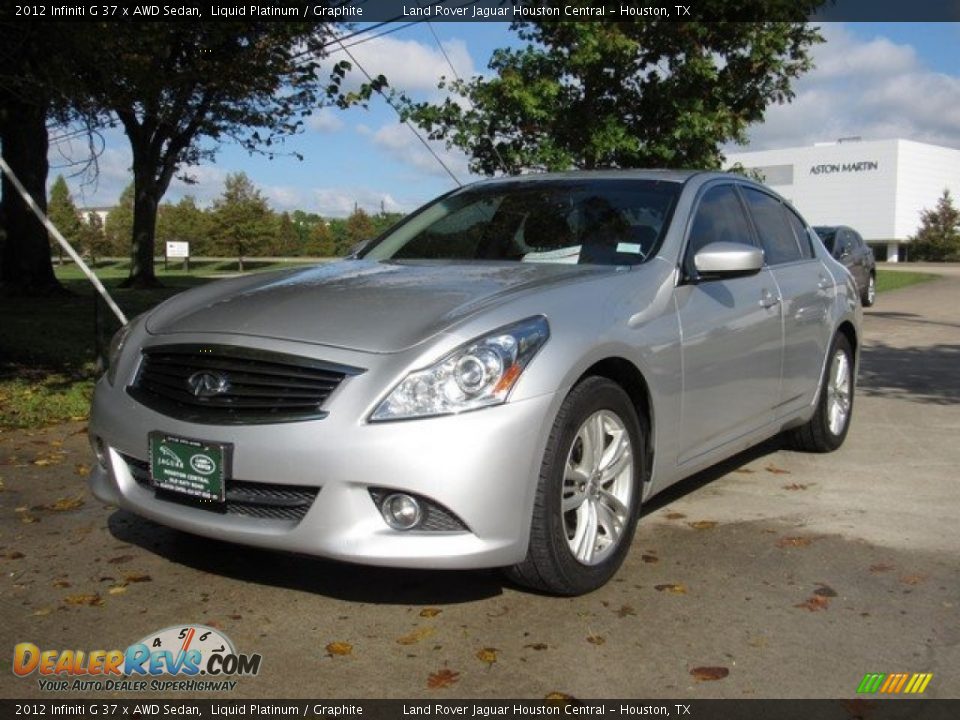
741,187 -> 804,265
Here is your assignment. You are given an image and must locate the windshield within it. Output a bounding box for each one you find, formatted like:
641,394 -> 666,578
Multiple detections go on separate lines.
362,179 -> 681,266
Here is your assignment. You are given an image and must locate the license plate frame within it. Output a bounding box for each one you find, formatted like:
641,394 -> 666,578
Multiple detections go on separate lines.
148,432 -> 230,506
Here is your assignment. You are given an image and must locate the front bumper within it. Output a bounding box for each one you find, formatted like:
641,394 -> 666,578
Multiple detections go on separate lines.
88,375 -> 558,569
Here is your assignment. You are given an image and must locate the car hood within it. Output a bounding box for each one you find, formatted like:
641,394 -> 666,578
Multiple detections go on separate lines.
145,260 -> 613,353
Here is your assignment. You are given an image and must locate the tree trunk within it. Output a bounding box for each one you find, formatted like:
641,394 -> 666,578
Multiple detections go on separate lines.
122,157 -> 163,288
0,96 -> 65,296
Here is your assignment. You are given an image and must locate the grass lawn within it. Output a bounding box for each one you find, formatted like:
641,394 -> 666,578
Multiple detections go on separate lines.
875,268 -> 939,294
0,259 -> 321,429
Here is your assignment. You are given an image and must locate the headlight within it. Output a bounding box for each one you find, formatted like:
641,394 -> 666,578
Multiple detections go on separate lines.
370,316 -> 550,421
105,322 -> 133,386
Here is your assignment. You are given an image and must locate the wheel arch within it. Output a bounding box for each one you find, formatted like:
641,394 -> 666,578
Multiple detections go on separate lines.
573,357 -> 654,485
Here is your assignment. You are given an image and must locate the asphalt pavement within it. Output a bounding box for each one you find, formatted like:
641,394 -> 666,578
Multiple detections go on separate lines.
1,271 -> 958,700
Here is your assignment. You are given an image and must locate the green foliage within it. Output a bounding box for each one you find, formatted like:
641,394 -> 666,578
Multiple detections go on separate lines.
104,183 -> 134,256
404,5 -> 823,173
875,269 -> 938,293
209,173 -> 275,268
908,190 -> 960,262
47,175 -> 84,249
69,22 -> 378,285
157,196 -> 211,255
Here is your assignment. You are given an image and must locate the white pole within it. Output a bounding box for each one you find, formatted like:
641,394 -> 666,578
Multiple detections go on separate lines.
0,156 -> 127,325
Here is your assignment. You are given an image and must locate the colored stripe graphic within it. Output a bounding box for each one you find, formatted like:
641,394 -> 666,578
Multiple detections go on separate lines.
858,672 -> 932,694
858,673 -> 886,693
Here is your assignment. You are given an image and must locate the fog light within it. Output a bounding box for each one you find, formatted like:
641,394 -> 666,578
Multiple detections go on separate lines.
381,493 -> 422,531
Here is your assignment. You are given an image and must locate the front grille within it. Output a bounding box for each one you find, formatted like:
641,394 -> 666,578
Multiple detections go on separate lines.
127,344 -> 361,424
122,454 -> 319,522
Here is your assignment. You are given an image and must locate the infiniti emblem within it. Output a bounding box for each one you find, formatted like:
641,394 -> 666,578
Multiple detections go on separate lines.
187,371 -> 230,398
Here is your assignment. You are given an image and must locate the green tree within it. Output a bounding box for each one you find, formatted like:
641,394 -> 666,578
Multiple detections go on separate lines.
75,22 -> 382,287
0,22 -> 72,294
210,173 -> 275,271
157,196 -> 210,257
404,4 -> 823,173
271,212 -> 300,257
908,189 -> 960,262
343,208 -> 376,255
104,184 -> 134,258
79,211 -> 110,267
306,219 -> 335,257
46,175 -> 84,265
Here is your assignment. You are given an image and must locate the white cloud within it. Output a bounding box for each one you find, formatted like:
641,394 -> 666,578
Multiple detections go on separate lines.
307,108 -> 345,133
311,187 -> 405,217
371,122 -> 472,181
738,24 -> 960,153
324,35 -> 475,98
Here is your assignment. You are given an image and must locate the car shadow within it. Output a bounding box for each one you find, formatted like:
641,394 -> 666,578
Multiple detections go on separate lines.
641,435 -> 785,517
859,341 -> 960,405
106,510 -> 507,604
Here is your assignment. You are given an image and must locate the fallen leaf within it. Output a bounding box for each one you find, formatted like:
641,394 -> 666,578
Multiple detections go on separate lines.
795,595 -> 830,612
813,584 -> 838,598
325,642 -> 352,656
765,465 -> 791,475
205,620 -> 222,629
691,666 -> 730,681
870,563 -> 894,573
20,515 -> 39,524
123,574 -> 152,583
734,468 -> 756,474
615,604 -> 636,618
419,608 -> 442,618
545,692 -> 576,700
782,483 -> 810,491
476,648 -> 498,666
52,579 -> 70,588
427,669 -> 460,689
32,458 -> 55,467
46,496 -> 84,512
654,583 -> 687,594
524,643 -> 548,651
586,636 -> 606,645
397,627 -> 434,645
641,554 -> 659,563
5,551 -> 25,559
900,574 -> 928,586
108,586 -> 127,595
776,536 -> 813,549
107,555 -> 134,565
664,512 -> 686,520
32,608 -> 53,617
63,594 -> 103,607
74,464 -> 92,478
228,614 -> 242,620
486,605 -> 509,618
688,520 -> 717,530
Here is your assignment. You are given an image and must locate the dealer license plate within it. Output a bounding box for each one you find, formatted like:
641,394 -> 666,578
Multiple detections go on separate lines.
149,433 -> 228,503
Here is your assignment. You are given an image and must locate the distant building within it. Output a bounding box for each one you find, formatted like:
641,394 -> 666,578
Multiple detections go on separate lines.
77,206 -> 114,225
726,139 -> 960,262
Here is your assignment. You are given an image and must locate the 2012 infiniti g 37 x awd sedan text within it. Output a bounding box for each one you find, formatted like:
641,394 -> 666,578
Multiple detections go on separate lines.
89,170 -> 861,595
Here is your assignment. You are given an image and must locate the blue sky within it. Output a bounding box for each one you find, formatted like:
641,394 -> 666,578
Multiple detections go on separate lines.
54,22 -> 960,216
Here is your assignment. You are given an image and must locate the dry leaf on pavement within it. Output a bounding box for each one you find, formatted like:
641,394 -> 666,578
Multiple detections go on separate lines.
427,669 -> 460,689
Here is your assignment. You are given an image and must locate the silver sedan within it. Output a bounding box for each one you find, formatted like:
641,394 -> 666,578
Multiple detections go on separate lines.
88,170 -> 861,595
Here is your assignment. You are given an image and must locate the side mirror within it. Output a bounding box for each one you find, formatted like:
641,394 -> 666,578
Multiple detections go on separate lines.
693,241 -> 764,279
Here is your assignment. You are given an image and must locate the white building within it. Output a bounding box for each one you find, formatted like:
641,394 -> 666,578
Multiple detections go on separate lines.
726,139 -> 960,262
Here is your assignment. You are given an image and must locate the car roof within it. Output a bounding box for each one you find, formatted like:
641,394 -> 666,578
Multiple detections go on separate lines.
469,168 -> 722,187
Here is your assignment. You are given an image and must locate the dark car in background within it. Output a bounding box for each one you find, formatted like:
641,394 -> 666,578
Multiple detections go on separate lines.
814,226 -> 876,307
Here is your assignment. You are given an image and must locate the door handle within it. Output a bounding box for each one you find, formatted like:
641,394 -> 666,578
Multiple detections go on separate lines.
760,289 -> 780,309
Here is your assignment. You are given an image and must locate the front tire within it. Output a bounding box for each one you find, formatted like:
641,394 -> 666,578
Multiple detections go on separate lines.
789,333 -> 855,453
505,377 -> 645,595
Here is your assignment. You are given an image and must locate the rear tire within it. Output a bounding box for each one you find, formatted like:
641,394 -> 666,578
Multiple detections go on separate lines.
789,333 -> 855,453
504,377 -> 645,595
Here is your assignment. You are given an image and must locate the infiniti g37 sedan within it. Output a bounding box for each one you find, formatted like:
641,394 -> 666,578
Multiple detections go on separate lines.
89,171 -> 861,595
